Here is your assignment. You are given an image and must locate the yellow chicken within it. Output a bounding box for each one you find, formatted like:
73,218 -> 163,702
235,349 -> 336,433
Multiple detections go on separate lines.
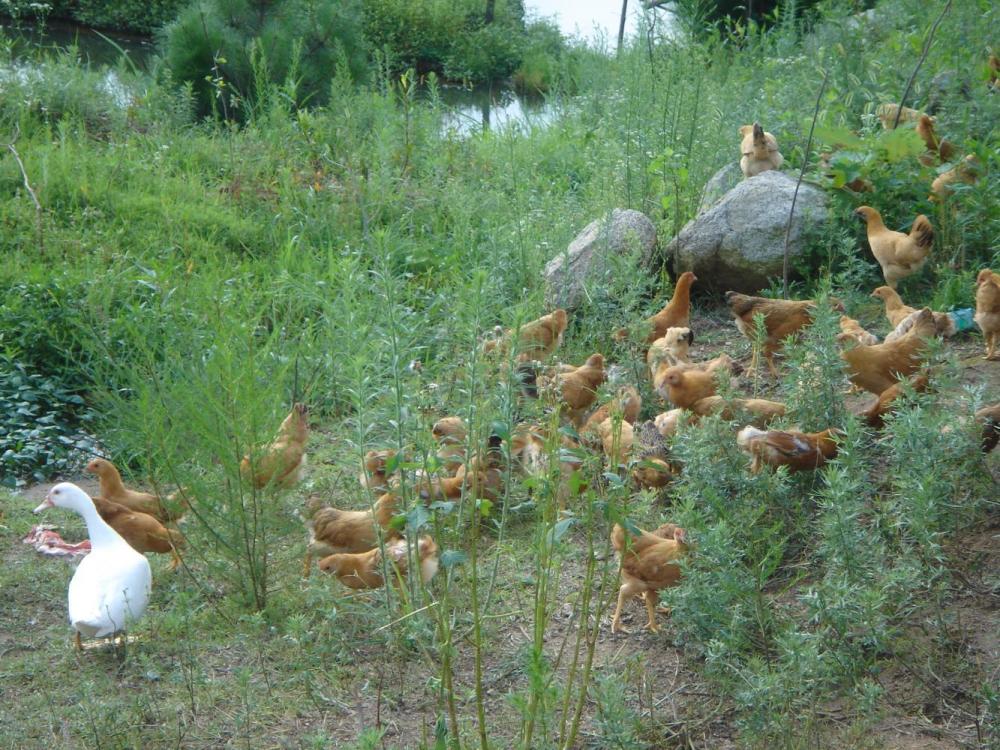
241,403 -> 309,489
854,207 -> 933,289
975,269 -> 1000,360
611,523 -> 689,634
739,123 -> 783,178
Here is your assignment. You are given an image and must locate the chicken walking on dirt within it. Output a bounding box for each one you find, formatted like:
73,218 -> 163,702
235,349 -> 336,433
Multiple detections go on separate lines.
611,523 -> 689,634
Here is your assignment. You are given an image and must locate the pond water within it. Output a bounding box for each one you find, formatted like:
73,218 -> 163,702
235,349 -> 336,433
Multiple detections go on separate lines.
1,18 -> 565,135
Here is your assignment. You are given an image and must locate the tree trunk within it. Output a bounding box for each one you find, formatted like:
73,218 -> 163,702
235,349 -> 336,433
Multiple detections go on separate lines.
617,0 -> 628,54
485,0 -> 495,24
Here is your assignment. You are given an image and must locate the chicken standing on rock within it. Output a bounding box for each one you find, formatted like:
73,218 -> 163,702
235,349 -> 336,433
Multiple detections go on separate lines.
85,458 -> 186,523
855,207 -> 933,289
241,402 -> 309,489
302,493 -> 401,577
975,269 -> 1000,361
739,123 -> 783,178
737,426 -> 841,474
725,292 -> 842,376
611,523 -> 689,634
841,308 -> 935,394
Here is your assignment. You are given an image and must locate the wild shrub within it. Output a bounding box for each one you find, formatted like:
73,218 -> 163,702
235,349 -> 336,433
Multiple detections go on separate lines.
161,0 -> 370,118
0,355 -> 95,485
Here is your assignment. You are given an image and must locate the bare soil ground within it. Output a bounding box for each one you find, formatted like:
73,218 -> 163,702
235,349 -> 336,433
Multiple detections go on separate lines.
2,305 -> 997,749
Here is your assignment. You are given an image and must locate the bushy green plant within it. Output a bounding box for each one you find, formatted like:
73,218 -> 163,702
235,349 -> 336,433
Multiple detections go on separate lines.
161,0 -> 370,118
0,355 -> 95,485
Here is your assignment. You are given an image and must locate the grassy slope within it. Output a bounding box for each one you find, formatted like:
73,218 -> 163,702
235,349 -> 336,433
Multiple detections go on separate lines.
1,0 -> 999,747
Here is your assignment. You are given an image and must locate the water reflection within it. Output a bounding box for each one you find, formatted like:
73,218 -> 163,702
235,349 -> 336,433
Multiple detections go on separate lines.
437,84 -> 557,136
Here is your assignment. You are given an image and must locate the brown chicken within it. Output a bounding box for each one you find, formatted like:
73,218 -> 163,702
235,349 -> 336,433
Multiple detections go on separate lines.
653,408 -> 695,438
841,308 -> 935,394
302,493 -> 401,577
617,272 -> 697,343
990,52 -> 1000,91
92,497 -> 184,570
630,421 -> 678,489
838,316 -> 879,346
739,123 -> 783,178
318,535 -> 439,590
915,115 -> 956,165
876,103 -> 924,129
432,417 -> 467,476
975,269 -> 1000,360
689,396 -> 786,426
593,417 -> 634,467
736,426 -> 840,473
611,523 -> 689,633
871,287 -> 955,339
485,309 -> 568,363
541,353 -> 607,424
976,403 -> 1000,453
646,326 -> 694,377
85,458 -> 186,523
240,402 -> 309,489
654,365 -> 720,409
584,385 -> 642,434
854,207 -> 933,289
725,292 -> 841,376
453,434 -> 505,502
884,308 -> 956,343
860,372 -> 930,428
359,449 -> 399,495
930,155 -> 981,201
871,285 -> 917,327
510,422 -> 585,493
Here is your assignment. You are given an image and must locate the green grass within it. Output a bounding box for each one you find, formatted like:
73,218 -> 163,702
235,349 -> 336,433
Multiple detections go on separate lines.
1,0 -> 999,746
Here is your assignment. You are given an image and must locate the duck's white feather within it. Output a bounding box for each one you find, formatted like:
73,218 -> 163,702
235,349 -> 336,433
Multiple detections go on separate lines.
69,549 -> 151,637
37,482 -> 152,641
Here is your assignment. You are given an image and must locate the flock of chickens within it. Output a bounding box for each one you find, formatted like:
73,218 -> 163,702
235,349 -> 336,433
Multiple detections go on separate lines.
27,102 -> 1000,646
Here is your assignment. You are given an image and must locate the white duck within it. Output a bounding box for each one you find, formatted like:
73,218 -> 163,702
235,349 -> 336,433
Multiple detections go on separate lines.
34,482 -> 152,649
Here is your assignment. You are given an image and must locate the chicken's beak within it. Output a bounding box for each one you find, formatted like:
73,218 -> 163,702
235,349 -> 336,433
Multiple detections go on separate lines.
33,496 -> 54,514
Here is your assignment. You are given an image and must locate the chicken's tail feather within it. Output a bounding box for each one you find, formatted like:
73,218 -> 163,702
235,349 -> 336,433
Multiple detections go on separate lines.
910,214 -> 934,249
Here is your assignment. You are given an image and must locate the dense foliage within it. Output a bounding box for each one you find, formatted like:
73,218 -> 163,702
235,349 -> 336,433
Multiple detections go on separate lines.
0,0 -> 185,34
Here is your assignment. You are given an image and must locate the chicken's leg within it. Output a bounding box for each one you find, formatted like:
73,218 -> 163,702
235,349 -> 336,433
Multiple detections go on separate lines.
643,590 -> 661,633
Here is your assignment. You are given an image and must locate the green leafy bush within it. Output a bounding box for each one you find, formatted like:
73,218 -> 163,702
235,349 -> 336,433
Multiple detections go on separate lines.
0,356 -> 95,485
161,0 -> 370,118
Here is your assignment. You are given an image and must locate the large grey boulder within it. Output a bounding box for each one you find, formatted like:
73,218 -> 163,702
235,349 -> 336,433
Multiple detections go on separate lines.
666,170 -> 827,293
544,209 -> 657,309
697,163 -> 742,215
